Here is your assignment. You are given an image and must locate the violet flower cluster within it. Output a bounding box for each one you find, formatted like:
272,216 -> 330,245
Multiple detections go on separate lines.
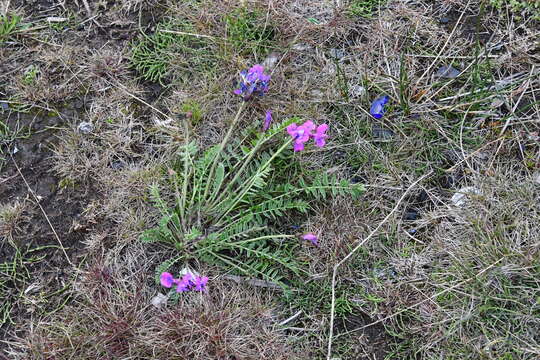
234,64 -> 271,100
160,272 -> 208,293
286,121 -> 328,152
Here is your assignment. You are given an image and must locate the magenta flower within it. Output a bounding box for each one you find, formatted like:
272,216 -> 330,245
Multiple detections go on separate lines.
263,110 -> 273,131
176,273 -> 194,293
302,233 -> 319,246
160,272 -> 175,288
313,124 -> 328,147
287,120 -> 316,152
193,276 -> 209,292
234,64 -> 271,100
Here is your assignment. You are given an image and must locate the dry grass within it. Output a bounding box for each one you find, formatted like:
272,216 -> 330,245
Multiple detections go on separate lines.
4,248 -> 300,359
1,0 -> 539,358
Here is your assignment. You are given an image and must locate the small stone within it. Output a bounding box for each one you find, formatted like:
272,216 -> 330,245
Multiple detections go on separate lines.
292,43 -> 310,51
46,17 -> 68,22
372,125 -> 395,140
77,122 -> 94,134
111,161 -> 125,170
416,190 -> 429,203
24,283 -> 41,295
490,97 -> 505,108
350,175 -> 365,184
349,84 -> 365,98
262,52 -> 280,71
435,65 -> 460,79
440,174 -> 462,189
450,186 -> 481,207
151,293 -> 168,308
73,99 -> 84,110
329,48 -> 346,60
439,17 -> 450,24
404,208 -> 419,221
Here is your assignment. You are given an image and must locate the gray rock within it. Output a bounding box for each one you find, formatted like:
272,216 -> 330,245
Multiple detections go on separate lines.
349,84 -> 365,98
451,186 -> 481,207
435,65 -> 460,79
329,48 -> 346,60
439,17 -> 450,24
372,125 -> 395,139
77,122 -> 94,134
151,293 -> 168,308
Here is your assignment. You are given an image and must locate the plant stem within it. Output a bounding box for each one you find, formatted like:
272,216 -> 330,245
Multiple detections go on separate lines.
214,138 -> 293,222
210,127 -> 290,208
201,102 -> 246,205
179,115 -> 191,232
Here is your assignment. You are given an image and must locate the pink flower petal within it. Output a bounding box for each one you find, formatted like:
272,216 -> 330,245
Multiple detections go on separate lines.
194,276 -> 209,292
160,272 -> 174,288
302,120 -> 316,133
176,273 -> 194,293
315,123 -> 328,135
302,233 -> 319,246
263,110 -> 272,131
286,123 -> 298,137
293,142 -> 305,152
314,136 -> 327,147
296,129 -> 310,143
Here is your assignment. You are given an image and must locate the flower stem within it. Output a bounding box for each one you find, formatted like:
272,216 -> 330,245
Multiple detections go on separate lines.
201,102 -> 246,205
214,138 -> 293,223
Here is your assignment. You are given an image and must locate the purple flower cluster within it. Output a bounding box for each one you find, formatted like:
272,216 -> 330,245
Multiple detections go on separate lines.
286,121 -> 328,152
160,272 -> 208,293
234,64 -> 271,100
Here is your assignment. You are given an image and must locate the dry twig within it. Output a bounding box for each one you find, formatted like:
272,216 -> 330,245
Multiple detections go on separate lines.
10,155 -> 73,266
326,172 -> 431,359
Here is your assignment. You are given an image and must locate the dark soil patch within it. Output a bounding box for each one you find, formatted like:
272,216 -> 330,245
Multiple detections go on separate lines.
334,311 -> 392,360
438,6 -> 493,45
0,107 -> 96,342
0,1 -> 165,348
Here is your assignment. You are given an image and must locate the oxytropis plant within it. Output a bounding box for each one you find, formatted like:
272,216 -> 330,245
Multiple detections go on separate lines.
142,64 -> 364,288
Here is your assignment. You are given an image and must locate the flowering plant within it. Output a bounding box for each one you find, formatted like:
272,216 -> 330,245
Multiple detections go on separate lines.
142,65 -> 364,287
287,121 -> 328,152
234,64 -> 271,100
160,271 -> 208,293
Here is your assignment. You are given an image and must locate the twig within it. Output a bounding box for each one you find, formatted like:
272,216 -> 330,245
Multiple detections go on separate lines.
489,66 -> 536,169
336,258 -> 503,340
278,310 -> 303,326
222,274 -> 282,289
326,172 -> 431,359
10,156 -> 73,266
444,136 -> 503,173
3,0 -> 10,14
103,78 -> 173,121
0,174 -> 18,185
81,0 -> 92,16
159,29 -> 217,40
437,71 -> 528,102
415,0 -> 470,88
